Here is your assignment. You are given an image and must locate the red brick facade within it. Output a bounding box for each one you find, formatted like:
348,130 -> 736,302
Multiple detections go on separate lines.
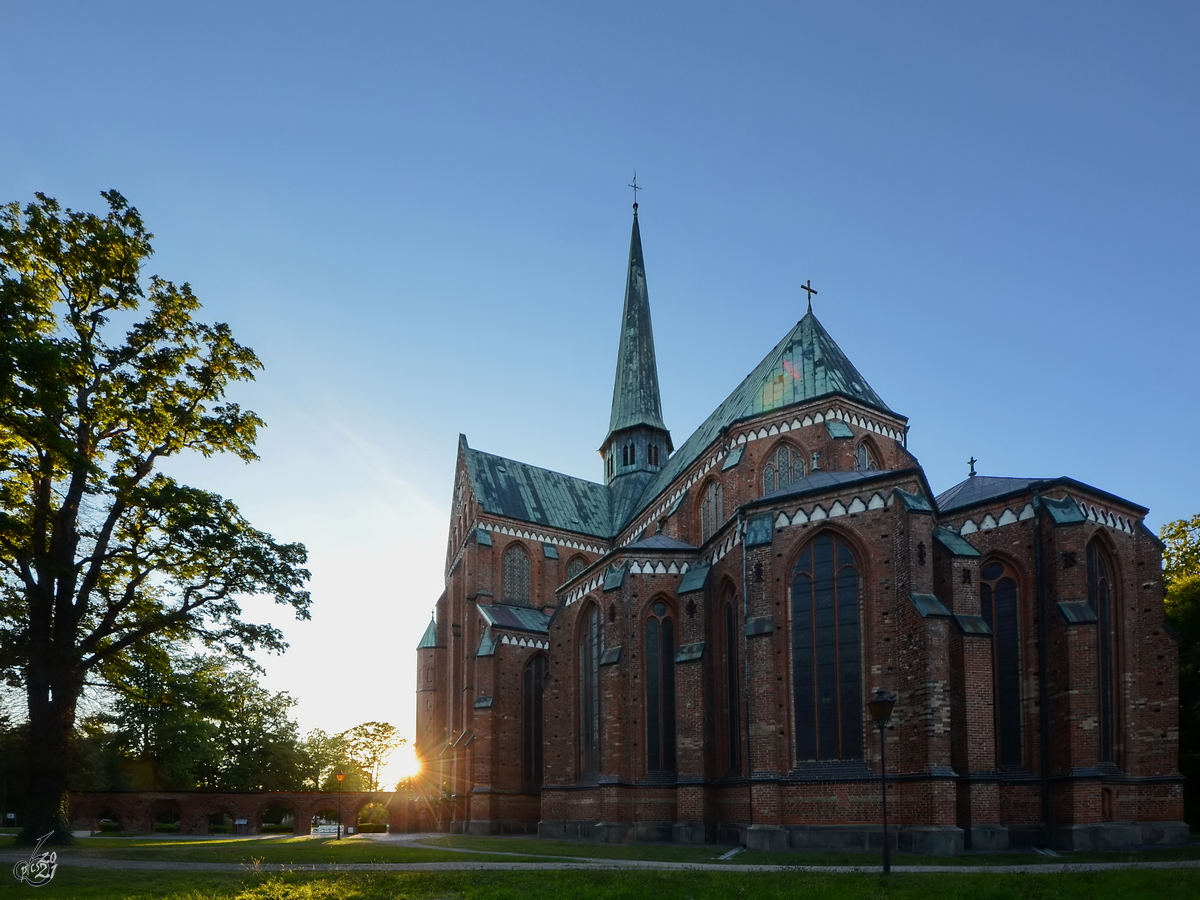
414,219 -> 1183,854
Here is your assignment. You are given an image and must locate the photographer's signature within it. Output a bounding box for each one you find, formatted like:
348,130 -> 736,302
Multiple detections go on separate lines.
12,833 -> 58,887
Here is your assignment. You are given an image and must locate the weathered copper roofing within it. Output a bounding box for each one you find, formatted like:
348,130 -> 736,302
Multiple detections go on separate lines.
417,617 -> 439,649
478,603 -> 552,635
606,209 -> 669,441
626,311 -> 901,528
461,435 -> 611,538
933,526 -> 981,557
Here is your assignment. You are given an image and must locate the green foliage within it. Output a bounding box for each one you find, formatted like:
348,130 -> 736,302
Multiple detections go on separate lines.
1162,512 -> 1200,825
0,190 -> 310,842
340,721 -> 403,792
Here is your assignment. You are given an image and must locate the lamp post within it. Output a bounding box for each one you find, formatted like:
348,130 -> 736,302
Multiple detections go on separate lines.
868,687 -> 897,875
336,771 -> 345,840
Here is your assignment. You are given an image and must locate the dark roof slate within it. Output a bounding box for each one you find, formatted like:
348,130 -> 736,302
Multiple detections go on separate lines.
623,534 -> 697,551
935,476 -> 1041,513
462,436 -> 611,538
478,603 -> 552,635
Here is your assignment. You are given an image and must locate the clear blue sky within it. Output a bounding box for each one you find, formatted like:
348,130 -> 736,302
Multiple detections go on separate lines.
3,2 -> 1198,740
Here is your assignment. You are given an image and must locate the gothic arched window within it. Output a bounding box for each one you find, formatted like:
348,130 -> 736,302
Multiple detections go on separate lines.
853,442 -> 879,472
644,600 -> 677,775
981,559 -> 1023,767
700,480 -> 723,543
579,603 -> 602,777
763,443 -> 805,494
522,654 -> 549,790
791,532 -> 862,761
1087,540 -> 1118,765
720,594 -> 741,774
648,444 -> 659,466
566,556 -> 587,581
503,544 -> 531,605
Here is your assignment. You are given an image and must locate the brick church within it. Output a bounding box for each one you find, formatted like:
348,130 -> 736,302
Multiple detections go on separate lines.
414,205 -> 1184,853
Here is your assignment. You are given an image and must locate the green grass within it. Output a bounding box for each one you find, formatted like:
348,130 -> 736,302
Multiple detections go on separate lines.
4,868 -> 1200,900
419,833 -> 1200,867
1,834 -> 546,865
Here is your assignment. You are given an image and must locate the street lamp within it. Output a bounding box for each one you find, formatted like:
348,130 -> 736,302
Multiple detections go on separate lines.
868,688 -> 897,875
336,771 -> 345,840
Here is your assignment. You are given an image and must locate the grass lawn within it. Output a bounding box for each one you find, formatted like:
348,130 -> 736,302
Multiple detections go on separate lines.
1,835 -> 546,866
421,834 -> 1200,868
4,868 -> 1200,899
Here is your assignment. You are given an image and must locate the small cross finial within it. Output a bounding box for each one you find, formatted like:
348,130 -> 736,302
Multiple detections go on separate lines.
628,171 -> 641,209
968,456 -> 977,477
801,279 -> 818,313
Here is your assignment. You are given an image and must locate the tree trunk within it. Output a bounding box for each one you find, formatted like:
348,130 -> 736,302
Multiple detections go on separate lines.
20,654 -> 80,846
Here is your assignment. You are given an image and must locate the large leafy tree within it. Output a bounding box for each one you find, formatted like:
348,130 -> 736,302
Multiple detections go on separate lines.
1162,513 -> 1200,825
341,721 -> 403,792
0,192 -> 310,843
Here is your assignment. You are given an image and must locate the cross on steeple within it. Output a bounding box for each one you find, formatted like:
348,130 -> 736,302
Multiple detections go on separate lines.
968,456 -> 977,478
801,279 -> 818,313
628,171 -> 642,208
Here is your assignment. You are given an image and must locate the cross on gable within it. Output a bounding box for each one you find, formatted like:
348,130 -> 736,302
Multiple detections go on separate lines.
628,172 -> 641,208
801,279 -> 817,312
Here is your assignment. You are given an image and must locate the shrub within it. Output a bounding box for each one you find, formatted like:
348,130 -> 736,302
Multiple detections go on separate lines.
262,824 -> 294,833
155,823 -> 180,833
356,823 -> 387,833
208,824 -> 231,834
98,821 -> 121,833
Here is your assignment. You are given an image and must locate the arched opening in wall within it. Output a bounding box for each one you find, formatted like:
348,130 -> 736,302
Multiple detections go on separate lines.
1088,539 -> 1119,766
566,556 -> 587,582
719,589 -> 742,775
358,803 -> 390,833
791,531 -> 863,762
853,440 -> 879,472
763,441 -> 805,495
261,802 -> 296,834
311,807 -> 343,836
207,810 -> 234,834
503,543 -> 531,605
523,653 -> 550,790
644,598 -> 677,777
700,479 -> 723,543
579,602 -> 602,780
150,800 -> 182,833
980,558 -> 1024,768
97,805 -> 123,833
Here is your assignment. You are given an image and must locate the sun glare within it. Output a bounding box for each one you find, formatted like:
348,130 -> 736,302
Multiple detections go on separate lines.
379,741 -> 422,789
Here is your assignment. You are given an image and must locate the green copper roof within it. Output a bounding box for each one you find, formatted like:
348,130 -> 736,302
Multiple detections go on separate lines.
417,617 -> 439,649
607,209 -> 669,440
625,311 -> 899,529
461,435 -> 611,538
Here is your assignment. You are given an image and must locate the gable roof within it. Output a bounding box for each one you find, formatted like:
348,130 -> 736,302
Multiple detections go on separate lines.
624,311 -> 901,528
935,475 -> 1148,516
461,435 -> 611,538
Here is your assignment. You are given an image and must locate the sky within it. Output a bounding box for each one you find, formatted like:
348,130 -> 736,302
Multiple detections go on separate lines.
2,2 -> 1198,747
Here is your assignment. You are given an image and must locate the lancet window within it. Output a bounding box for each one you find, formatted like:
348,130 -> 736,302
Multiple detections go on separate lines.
763,442 -> 805,494
644,600 -> 677,775
853,442 -> 879,472
700,480 -> 723,543
579,603 -> 602,777
1087,541 -> 1118,765
791,532 -> 863,761
503,544 -> 531,605
522,654 -> 548,790
980,559 -> 1023,767
720,594 -> 741,773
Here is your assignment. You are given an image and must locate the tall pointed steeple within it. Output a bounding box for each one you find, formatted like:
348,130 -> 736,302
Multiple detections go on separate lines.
601,204 -> 673,530
607,205 -> 669,439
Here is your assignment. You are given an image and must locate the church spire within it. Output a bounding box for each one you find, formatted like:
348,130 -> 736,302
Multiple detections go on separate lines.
606,204 -> 669,440
601,203 -> 672,528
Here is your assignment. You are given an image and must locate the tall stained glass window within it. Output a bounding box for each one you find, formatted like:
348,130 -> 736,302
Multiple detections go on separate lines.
644,601 -> 677,774
721,597 -> 742,773
1087,541 -> 1117,765
579,604 -> 602,777
522,654 -> 548,790
981,560 -> 1023,767
791,533 -> 862,761
700,480 -> 723,542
